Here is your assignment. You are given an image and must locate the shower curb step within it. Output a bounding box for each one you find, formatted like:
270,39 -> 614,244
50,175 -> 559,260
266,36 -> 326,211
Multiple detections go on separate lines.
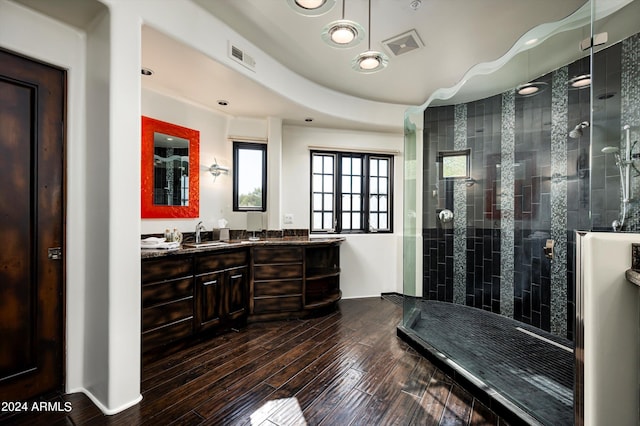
397,324 -> 545,426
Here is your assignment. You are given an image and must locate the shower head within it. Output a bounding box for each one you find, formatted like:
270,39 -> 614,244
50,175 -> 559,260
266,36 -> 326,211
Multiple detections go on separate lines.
601,146 -> 620,154
569,121 -> 590,139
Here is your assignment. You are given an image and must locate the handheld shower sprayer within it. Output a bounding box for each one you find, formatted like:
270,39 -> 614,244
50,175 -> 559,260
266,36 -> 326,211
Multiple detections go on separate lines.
602,125 -> 636,232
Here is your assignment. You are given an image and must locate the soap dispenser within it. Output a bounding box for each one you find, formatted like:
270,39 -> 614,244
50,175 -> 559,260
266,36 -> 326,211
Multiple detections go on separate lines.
172,228 -> 182,244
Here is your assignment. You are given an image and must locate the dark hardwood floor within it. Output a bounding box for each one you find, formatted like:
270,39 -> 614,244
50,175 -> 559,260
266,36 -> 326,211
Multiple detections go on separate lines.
1,297 -> 508,425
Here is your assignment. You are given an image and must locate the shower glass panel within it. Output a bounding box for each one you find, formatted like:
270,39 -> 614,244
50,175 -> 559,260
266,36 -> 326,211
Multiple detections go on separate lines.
591,0 -> 640,233
402,108 -> 423,325
399,0 -> 640,423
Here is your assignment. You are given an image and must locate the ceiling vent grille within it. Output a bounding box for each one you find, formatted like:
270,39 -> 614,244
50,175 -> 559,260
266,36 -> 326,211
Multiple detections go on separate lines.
228,42 -> 256,71
382,29 -> 424,57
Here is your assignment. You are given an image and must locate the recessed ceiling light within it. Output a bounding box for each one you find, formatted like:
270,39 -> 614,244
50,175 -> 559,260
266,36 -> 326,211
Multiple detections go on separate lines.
141,68 -> 153,76
525,38 -> 538,46
569,74 -> 591,89
287,0 -> 336,16
217,100 -> 229,106
516,81 -> 548,97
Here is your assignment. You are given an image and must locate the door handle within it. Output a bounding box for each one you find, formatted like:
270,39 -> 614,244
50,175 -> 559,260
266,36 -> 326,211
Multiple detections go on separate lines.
48,247 -> 62,260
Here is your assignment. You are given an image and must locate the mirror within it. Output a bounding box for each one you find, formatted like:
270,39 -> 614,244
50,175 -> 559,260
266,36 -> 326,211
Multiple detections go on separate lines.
141,116 -> 199,218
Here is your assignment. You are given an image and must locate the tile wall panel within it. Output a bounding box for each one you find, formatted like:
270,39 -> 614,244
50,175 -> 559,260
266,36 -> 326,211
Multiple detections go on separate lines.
422,30 -> 640,340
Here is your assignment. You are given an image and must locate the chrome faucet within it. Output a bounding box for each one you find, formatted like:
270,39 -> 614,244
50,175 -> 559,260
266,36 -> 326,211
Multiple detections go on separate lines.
195,221 -> 206,243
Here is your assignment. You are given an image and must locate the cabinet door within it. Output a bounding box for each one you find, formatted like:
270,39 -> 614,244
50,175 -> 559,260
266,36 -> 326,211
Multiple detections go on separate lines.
225,267 -> 248,320
197,272 -> 223,330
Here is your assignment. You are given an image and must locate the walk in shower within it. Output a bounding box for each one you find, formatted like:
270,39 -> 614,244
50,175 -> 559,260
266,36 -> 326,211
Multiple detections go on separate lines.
400,0 -> 640,424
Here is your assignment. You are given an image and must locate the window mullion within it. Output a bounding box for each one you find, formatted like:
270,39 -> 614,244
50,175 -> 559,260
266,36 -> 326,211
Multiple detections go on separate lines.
362,154 -> 369,233
335,153 -> 342,233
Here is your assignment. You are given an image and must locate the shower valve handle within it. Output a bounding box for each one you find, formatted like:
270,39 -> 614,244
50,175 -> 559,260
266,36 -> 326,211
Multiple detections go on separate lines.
544,239 -> 555,261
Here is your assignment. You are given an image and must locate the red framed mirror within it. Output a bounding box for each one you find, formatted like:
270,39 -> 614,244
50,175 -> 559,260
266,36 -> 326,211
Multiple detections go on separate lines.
141,116 -> 199,218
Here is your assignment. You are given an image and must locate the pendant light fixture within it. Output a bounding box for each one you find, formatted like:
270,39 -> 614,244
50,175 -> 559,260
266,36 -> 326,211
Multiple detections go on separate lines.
352,0 -> 388,73
515,49 -> 545,97
287,0 -> 336,16
321,0 -> 364,48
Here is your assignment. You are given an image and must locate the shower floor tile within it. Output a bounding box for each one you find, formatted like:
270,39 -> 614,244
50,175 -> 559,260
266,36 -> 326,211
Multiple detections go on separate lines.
410,300 -> 573,425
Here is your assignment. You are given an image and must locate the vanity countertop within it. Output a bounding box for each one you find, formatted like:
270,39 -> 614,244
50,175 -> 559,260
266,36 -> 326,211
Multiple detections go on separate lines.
141,236 -> 345,259
625,269 -> 640,287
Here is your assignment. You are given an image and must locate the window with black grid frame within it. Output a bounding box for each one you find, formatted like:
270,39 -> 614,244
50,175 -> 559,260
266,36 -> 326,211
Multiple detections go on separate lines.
368,156 -> 391,232
311,153 -> 336,232
310,150 -> 393,233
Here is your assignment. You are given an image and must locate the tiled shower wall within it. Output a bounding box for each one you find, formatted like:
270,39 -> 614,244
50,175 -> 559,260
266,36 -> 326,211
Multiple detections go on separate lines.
422,32 -> 640,340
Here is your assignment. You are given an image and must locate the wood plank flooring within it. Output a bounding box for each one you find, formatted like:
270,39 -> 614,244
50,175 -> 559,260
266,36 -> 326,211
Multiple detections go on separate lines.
0,297 -> 508,425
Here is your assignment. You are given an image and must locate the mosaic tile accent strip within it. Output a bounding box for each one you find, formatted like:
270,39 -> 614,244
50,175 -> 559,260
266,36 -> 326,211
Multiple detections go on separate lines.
621,34 -> 640,231
500,90 -> 515,318
453,104 -> 468,305
550,67 -> 569,337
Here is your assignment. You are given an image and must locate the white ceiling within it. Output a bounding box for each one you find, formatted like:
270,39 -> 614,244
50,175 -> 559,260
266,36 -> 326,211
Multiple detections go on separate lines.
14,0 -> 606,132
194,0 -> 586,105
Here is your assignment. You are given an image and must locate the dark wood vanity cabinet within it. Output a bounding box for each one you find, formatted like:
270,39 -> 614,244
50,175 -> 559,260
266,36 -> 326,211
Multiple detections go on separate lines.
141,248 -> 249,353
250,241 -> 341,321
251,246 -> 304,316
141,240 -> 341,352
141,255 -> 195,352
195,249 -> 249,332
304,244 -> 341,309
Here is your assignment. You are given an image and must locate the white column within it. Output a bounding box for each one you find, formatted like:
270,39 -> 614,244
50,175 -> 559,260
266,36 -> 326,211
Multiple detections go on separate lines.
105,1 -> 142,413
267,117 -> 283,229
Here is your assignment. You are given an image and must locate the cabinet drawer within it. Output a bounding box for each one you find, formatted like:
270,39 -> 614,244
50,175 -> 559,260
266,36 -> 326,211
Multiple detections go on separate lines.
196,250 -> 248,273
142,316 -> 193,352
253,246 -> 303,264
254,280 -> 302,297
254,264 -> 302,280
143,277 -> 193,308
253,296 -> 302,313
142,297 -> 193,332
142,256 -> 193,283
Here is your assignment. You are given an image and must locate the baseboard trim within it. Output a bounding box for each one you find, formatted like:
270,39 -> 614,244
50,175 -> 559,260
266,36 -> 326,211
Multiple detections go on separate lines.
67,387 -> 143,416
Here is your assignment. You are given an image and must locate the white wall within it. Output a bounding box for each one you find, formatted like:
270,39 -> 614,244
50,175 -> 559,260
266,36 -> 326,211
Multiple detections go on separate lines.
282,125 -> 404,297
83,5 -> 110,408
141,89 -> 232,233
1,0 -> 408,415
142,92 -> 406,299
1,0 -> 142,414
141,91 -> 282,233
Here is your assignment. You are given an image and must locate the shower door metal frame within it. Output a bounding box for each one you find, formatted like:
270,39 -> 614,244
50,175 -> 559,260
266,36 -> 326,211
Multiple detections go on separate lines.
574,230 -> 586,426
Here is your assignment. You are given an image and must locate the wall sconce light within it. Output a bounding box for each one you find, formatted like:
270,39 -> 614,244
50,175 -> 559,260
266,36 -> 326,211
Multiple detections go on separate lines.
208,158 -> 229,181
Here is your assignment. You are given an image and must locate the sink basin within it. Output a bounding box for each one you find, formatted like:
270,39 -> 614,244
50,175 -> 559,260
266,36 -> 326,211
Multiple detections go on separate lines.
183,241 -> 229,249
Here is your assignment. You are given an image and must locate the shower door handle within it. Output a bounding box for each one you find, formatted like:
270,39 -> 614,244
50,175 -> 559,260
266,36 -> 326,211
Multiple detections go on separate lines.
439,209 -> 453,224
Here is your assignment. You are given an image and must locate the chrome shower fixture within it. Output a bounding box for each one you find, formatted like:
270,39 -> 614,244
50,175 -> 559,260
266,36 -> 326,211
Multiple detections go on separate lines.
601,146 -> 619,154
603,125 -> 636,232
569,121 -> 590,139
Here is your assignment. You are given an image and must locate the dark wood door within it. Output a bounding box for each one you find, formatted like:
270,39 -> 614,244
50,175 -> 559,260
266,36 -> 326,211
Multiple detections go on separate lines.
225,267 -> 248,320
197,272 -> 223,330
0,48 -> 65,400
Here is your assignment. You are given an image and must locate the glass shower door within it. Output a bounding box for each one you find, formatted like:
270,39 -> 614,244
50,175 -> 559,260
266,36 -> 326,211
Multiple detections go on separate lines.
590,0 -> 640,232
